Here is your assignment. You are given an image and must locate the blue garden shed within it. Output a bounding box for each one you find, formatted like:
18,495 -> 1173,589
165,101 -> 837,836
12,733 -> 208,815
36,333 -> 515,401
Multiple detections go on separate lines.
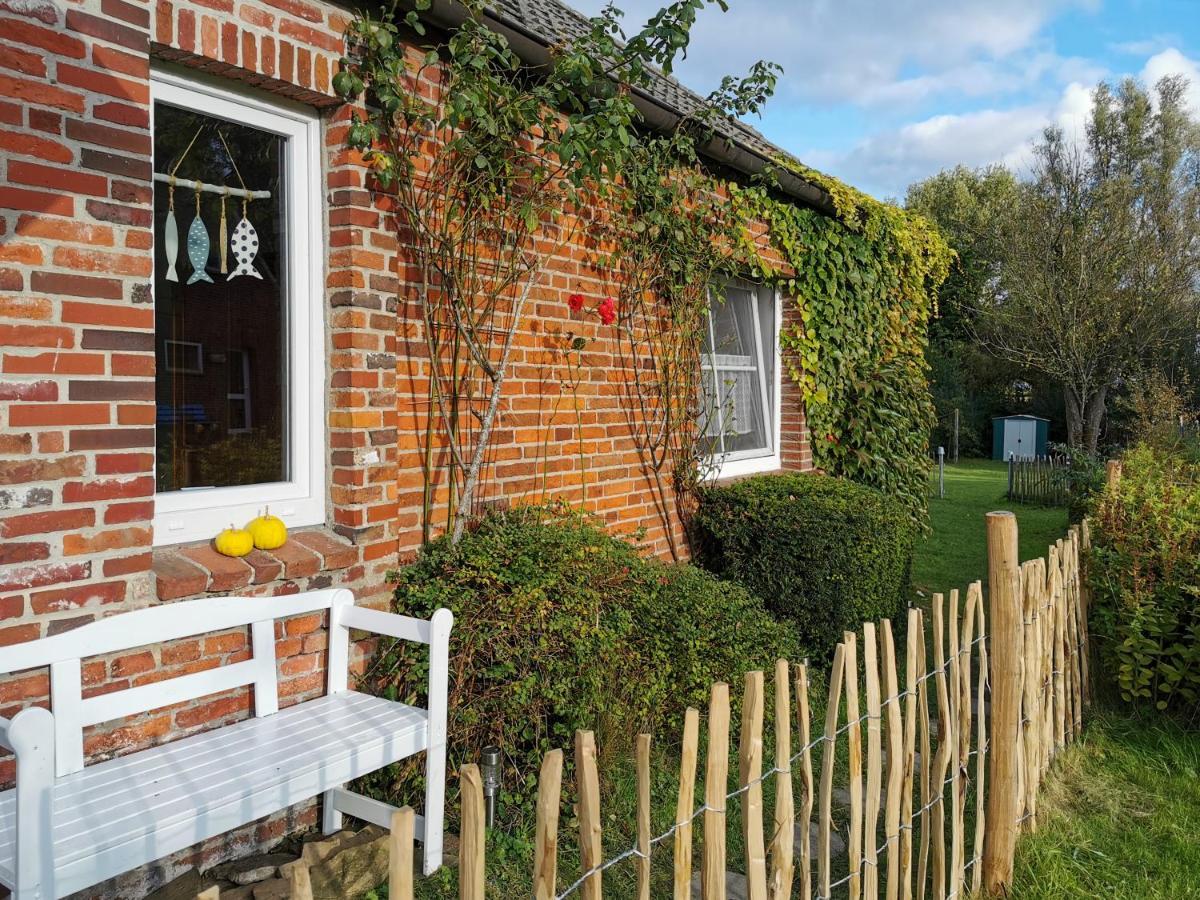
992,414 -> 1050,460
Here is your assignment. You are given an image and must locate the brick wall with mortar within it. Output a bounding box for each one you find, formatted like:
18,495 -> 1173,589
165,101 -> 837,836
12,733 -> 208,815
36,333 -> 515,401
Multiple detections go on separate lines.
0,0 -> 811,893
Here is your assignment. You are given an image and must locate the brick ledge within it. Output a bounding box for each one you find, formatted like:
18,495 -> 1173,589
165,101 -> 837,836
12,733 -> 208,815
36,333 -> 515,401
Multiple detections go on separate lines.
153,527 -> 357,600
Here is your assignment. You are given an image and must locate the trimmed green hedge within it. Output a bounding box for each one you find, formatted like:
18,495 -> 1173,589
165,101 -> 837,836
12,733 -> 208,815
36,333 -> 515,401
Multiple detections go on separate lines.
693,472 -> 915,653
364,505 -> 805,824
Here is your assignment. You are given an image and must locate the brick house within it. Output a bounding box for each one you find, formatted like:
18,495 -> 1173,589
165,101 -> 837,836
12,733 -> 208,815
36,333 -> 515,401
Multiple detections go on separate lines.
0,0 -> 832,893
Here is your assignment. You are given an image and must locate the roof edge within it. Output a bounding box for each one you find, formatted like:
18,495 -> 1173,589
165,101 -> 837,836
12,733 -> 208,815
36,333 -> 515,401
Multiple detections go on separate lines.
414,0 -> 838,217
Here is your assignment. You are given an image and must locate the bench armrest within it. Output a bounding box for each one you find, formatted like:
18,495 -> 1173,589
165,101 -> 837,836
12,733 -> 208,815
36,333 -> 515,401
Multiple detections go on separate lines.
339,605 -> 448,645
4,707 -> 56,895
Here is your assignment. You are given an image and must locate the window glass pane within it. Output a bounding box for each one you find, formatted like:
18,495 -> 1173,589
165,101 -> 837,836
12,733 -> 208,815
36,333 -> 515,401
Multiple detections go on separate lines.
153,103 -> 288,492
703,284 -> 771,456
716,368 -> 767,452
710,286 -> 755,363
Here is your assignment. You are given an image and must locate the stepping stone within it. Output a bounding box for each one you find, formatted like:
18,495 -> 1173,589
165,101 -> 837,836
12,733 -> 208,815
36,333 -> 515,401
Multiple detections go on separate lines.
794,821 -> 846,857
690,869 -> 749,900
145,869 -> 204,900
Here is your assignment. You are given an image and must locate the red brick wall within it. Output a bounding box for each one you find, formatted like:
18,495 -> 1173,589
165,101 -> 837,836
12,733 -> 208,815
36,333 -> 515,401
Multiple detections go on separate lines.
0,0 -> 811,892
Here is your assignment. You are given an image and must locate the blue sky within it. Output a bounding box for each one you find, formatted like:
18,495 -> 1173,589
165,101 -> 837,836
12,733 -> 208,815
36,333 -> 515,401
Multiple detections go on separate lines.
570,0 -> 1200,199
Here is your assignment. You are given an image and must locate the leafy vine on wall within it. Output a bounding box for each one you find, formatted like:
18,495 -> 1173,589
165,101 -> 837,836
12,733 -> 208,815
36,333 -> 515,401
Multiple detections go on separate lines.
749,163 -> 954,527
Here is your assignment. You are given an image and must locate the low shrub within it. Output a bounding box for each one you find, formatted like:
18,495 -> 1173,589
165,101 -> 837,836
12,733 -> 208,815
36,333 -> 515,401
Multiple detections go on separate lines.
692,472 -> 914,653
361,504 -> 804,824
1090,445 -> 1200,720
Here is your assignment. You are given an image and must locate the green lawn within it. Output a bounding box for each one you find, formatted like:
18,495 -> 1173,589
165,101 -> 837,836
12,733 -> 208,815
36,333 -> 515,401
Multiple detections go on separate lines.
917,460 -> 1200,899
1010,709 -> 1200,899
913,459 -> 1068,598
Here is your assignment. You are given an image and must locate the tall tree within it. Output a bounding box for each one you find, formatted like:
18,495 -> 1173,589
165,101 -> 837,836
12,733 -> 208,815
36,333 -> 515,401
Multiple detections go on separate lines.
973,76 -> 1200,452
906,165 -> 1023,454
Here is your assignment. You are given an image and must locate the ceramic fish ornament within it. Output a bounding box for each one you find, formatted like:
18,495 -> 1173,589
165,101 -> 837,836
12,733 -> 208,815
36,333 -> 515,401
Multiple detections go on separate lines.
163,182 -> 179,282
227,204 -> 262,281
186,188 -> 212,285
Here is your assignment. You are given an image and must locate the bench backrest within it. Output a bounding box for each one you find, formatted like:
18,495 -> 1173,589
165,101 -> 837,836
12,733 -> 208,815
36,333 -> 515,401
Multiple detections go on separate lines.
0,588 -> 355,777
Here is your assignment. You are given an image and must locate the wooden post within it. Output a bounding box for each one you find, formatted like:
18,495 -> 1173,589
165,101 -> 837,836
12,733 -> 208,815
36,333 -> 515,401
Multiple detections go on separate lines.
819,644 -> 847,900
1020,561 -> 1040,832
534,750 -> 564,900
390,806 -> 416,900
770,660 -> 795,900
703,683 -> 731,900
575,731 -> 604,900
948,590 -> 964,898
983,511 -> 1022,896
637,734 -> 652,900
916,610 -> 931,900
930,594 -> 952,900
900,609 -> 920,900
882,621 -> 904,900
972,584 -> 988,898
675,708 -> 701,900
461,764 -> 486,900
1105,459 -> 1122,490
956,585 -> 978,899
797,662 -> 814,900
741,672 -> 768,900
844,630 -> 863,900
863,623 -> 883,900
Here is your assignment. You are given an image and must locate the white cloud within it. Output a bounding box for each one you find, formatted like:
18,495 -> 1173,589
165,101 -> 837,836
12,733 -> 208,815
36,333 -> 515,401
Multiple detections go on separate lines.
575,0 -> 1096,107
814,47 -> 1200,198
1140,48 -> 1200,114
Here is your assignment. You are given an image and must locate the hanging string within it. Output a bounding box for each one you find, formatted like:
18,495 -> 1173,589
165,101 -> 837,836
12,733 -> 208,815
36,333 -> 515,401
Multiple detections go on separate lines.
216,129 -> 249,194
216,129 -> 254,222
166,125 -> 205,218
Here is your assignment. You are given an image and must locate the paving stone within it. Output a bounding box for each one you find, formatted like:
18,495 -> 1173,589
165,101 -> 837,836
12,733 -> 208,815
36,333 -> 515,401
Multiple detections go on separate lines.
797,821 -> 846,857
690,869 -> 748,900
309,831 -> 391,900
144,868 -> 202,899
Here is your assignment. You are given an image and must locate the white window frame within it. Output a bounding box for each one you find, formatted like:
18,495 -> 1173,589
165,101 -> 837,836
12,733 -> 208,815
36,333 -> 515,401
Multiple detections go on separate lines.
703,281 -> 783,480
151,67 -> 325,546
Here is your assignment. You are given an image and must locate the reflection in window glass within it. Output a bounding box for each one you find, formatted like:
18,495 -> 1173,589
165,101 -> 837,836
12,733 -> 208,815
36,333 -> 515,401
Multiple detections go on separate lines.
153,103 -> 288,492
701,284 -> 776,458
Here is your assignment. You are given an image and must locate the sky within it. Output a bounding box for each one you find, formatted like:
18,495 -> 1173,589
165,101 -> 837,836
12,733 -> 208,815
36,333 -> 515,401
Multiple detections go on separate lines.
569,0 -> 1200,199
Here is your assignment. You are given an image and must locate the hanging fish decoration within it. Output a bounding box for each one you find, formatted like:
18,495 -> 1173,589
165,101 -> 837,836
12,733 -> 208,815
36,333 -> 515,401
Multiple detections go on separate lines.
163,180 -> 179,282
186,187 -> 213,285
227,202 -> 262,281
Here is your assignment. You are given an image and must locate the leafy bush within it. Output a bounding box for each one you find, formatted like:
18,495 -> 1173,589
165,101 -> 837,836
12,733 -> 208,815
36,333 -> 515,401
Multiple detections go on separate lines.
1090,445 -> 1200,720
1048,442 -> 1106,523
693,472 -> 914,653
363,505 -> 804,824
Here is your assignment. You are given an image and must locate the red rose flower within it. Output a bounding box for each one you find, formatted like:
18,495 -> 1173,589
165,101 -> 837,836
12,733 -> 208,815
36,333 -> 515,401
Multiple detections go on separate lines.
597,297 -> 617,325
568,293 -> 584,312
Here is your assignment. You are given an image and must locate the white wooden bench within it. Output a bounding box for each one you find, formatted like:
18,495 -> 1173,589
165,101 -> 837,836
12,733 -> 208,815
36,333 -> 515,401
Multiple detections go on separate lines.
0,588 -> 452,900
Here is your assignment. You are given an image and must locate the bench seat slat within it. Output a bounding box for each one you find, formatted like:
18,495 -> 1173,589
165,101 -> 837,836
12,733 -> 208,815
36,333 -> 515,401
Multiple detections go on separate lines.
43,685 -> 383,814
0,691 -> 426,896
35,692 -> 409,848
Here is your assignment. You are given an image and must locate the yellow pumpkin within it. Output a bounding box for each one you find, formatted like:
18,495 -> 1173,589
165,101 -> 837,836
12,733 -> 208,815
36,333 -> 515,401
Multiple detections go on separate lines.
245,507 -> 288,550
213,525 -> 254,558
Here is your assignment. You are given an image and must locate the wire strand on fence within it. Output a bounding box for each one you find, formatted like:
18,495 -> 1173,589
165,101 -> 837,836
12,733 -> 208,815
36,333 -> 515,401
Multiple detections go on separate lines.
553,633 -> 989,900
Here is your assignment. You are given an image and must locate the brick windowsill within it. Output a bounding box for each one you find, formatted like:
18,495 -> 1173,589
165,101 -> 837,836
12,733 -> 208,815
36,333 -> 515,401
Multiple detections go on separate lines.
152,528 -> 358,600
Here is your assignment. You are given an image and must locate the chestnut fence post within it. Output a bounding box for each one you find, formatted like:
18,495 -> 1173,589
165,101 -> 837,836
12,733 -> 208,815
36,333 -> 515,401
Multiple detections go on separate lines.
983,511 -> 1022,896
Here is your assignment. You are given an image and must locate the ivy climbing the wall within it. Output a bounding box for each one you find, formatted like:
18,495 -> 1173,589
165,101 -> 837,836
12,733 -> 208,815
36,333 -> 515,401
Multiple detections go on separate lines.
750,165 -> 953,528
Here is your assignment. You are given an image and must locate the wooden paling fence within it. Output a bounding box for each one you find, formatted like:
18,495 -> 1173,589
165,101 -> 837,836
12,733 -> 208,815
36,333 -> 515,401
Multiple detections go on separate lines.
1006,456 -> 1069,507
197,512 -> 1090,900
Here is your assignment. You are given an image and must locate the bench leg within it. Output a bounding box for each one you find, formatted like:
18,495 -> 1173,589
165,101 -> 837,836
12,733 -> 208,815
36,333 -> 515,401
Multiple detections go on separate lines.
322,786 -> 343,835
422,738 -> 447,875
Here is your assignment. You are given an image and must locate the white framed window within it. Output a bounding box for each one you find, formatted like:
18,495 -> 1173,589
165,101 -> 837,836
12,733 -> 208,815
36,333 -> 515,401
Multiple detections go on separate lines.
701,281 -> 782,479
150,67 -> 325,545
